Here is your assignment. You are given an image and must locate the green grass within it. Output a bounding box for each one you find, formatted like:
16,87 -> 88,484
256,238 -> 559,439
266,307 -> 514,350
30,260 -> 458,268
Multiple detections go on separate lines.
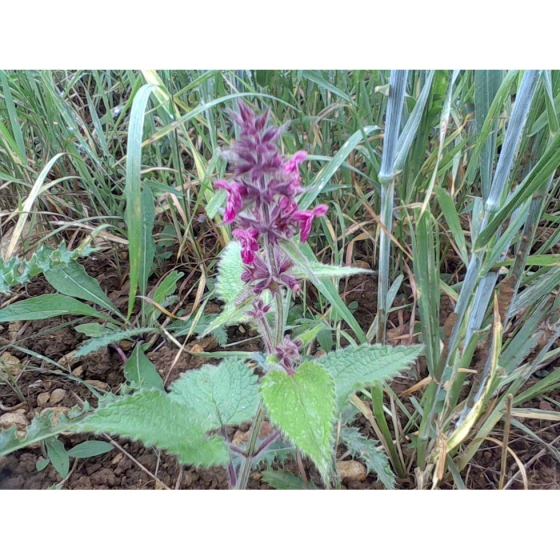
2,69 -> 560,488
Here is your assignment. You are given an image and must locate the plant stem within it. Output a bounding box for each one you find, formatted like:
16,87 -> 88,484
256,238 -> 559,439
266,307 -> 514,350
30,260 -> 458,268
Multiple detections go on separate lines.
235,404 -> 266,489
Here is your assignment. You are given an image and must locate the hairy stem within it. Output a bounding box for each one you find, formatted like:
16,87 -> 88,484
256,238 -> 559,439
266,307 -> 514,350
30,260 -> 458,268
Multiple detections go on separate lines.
235,404 -> 266,489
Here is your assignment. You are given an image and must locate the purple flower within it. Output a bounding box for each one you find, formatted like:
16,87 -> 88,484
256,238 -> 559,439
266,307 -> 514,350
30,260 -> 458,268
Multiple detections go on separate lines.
274,335 -> 302,375
233,227 -> 259,265
293,205 -> 328,243
246,298 -> 272,320
215,180 -> 245,223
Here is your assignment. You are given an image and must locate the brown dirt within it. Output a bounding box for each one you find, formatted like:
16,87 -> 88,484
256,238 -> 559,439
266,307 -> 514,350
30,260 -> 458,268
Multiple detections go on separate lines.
1,253 -> 560,490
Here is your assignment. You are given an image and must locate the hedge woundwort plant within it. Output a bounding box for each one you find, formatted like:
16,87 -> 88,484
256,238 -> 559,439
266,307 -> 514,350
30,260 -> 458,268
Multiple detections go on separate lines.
0,99 -> 421,489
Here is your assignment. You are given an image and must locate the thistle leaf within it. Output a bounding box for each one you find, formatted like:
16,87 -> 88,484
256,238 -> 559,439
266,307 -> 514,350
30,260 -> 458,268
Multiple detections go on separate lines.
73,327 -> 157,358
340,426 -> 395,489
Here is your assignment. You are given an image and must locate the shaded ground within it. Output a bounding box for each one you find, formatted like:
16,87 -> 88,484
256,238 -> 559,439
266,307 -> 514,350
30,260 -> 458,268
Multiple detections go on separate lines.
1,253 -> 559,490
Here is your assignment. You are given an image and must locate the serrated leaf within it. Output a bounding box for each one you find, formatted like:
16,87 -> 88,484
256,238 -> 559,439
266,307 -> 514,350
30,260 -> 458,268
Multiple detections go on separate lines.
254,436 -> 296,469
0,294 -> 111,323
73,327 -> 157,358
260,361 -> 336,486
46,438 -> 70,478
0,242 -> 95,293
279,239 -> 367,343
216,241 -> 246,305
124,344 -> 164,391
340,426 -> 395,489
170,359 -> 259,430
44,261 -> 120,316
169,313 -> 228,345
318,344 -> 423,411
198,304 -> 247,338
0,403 -> 92,457
67,440 -> 114,458
72,390 -> 229,468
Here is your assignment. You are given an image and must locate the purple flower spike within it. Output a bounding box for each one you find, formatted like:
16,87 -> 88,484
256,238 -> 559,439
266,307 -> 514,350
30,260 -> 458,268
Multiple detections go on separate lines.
293,205 -> 328,243
215,100 -> 329,295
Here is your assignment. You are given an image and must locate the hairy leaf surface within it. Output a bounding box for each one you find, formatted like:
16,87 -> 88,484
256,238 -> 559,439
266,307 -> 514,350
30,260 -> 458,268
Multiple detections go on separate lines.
318,344 -> 423,411
260,361 -> 336,486
170,359 -> 259,429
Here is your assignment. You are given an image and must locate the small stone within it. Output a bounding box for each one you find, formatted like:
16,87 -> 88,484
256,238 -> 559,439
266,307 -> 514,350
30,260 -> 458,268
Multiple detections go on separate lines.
50,388 -> 67,405
0,352 -> 23,378
232,421 -> 273,446
73,365 -> 85,378
111,453 -> 124,465
0,409 -> 29,430
336,460 -> 367,482
37,393 -> 50,407
58,351 -> 78,367
8,322 -> 23,342
200,337 -> 218,351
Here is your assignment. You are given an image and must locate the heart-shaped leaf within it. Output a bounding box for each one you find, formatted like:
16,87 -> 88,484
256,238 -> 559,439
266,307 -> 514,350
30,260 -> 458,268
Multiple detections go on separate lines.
260,361 -> 336,486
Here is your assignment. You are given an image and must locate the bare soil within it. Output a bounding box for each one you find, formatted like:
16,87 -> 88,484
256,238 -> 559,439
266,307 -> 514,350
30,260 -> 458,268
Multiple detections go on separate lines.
1,253 -> 559,490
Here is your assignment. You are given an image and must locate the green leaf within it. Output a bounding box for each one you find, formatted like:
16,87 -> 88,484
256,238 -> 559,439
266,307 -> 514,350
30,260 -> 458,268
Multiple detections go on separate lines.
73,327 -> 157,358
151,271 -> 183,305
474,70 -> 504,199
67,440 -> 114,458
44,261 -> 121,318
124,345 -> 164,391
295,262 -> 373,280
72,390 -> 229,468
318,344 -> 423,411
279,239 -> 367,343
340,426 -> 395,489
216,241 -> 246,305
0,294 -> 111,323
298,125 -> 380,210
74,322 -> 117,338
260,361 -> 336,486
170,359 -> 259,430
261,468 -> 318,489
36,458 -> 50,471
0,242 -> 95,293
301,70 -> 352,102
45,438 -> 70,478
0,403 -> 91,458
125,84 -> 158,318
